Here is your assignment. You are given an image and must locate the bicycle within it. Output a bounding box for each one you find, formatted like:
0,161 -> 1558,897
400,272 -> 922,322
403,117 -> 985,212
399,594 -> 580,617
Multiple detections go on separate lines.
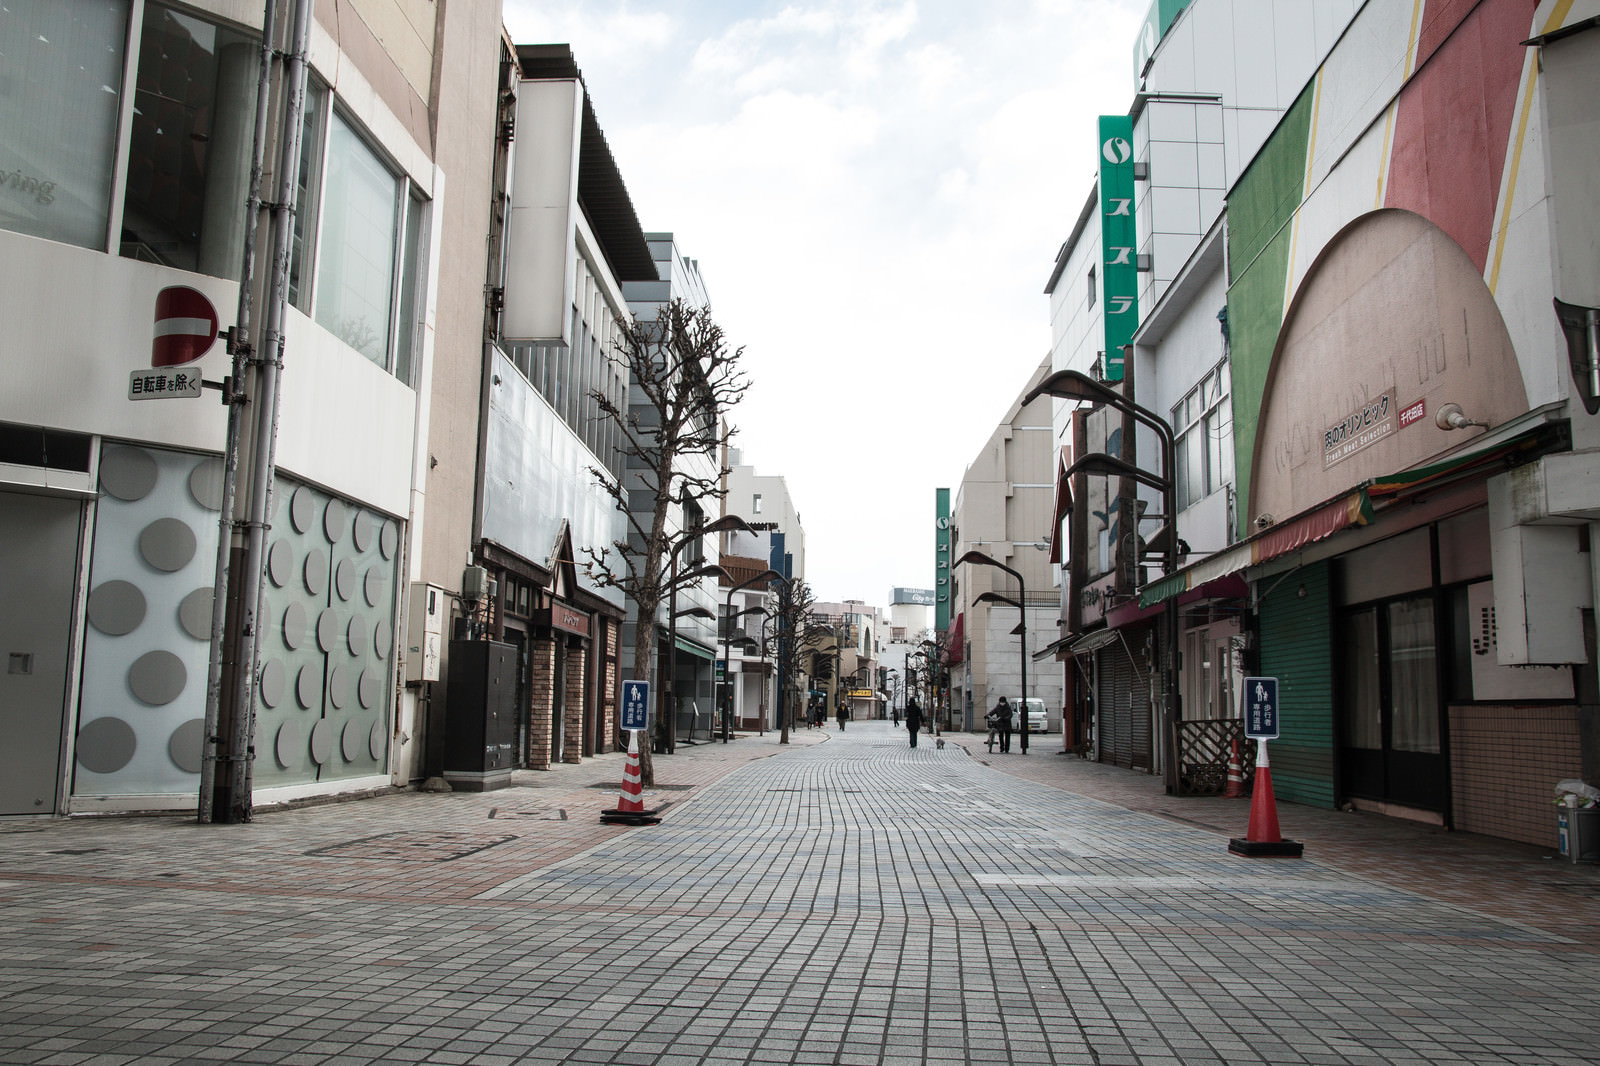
985,713 -> 1000,753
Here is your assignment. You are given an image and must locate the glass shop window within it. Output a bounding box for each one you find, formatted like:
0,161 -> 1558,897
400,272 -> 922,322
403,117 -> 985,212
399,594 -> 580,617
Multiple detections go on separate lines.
0,0 -> 129,249
120,3 -> 261,278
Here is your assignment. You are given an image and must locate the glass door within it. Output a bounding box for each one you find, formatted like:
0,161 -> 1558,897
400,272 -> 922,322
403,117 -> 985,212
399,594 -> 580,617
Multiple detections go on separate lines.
1338,595 -> 1445,811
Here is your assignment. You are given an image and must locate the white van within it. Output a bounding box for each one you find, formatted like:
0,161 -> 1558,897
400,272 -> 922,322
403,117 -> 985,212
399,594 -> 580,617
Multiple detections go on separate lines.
1005,698 -> 1050,732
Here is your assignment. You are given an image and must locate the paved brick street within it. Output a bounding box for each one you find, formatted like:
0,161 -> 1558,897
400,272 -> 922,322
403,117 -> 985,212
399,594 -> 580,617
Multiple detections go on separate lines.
2,722 -> 1596,1066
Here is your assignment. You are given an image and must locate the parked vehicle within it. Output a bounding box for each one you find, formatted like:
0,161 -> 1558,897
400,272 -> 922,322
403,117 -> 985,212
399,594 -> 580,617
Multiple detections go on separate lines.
1008,697 -> 1050,732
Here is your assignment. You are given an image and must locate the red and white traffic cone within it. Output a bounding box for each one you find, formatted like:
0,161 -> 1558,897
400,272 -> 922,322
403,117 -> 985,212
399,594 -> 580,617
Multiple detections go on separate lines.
1228,739 -> 1302,856
600,731 -> 660,825
1222,737 -> 1245,799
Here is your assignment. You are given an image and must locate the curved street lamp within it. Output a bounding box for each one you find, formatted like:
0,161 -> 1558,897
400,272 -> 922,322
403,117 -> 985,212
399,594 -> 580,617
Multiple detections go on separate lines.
722,569 -> 781,742
1027,367 -> 1183,791
959,548 -> 1030,754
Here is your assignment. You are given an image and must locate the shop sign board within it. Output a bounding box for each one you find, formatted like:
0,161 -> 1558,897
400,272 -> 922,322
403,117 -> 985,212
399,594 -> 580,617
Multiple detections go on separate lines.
1323,390 -> 1394,468
1243,676 -> 1279,739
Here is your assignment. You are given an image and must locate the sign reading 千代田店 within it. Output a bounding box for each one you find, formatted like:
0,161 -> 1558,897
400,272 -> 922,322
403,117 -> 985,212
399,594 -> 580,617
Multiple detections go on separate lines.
1323,390 -> 1395,469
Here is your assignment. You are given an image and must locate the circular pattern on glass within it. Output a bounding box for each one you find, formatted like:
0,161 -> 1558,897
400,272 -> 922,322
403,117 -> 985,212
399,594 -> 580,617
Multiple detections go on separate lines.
290,486 -> 316,534
334,559 -> 355,602
139,518 -> 197,573
188,459 -> 224,511
129,651 -> 186,706
341,720 -> 364,762
323,498 -> 347,543
357,668 -> 380,709
77,717 -> 138,774
352,511 -> 373,553
275,721 -> 301,769
282,602 -> 307,650
373,619 -> 391,660
316,609 -> 338,653
364,569 -> 384,608
88,580 -> 146,636
309,719 -> 332,765
347,616 -> 368,658
379,521 -> 397,559
267,539 -> 293,587
168,718 -> 204,774
259,659 -> 286,708
304,549 -> 327,597
369,720 -> 385,760
296,664 -> 320,710
178,587 -> 214,641
100,447 -> 158,501
328,664 -> 351,709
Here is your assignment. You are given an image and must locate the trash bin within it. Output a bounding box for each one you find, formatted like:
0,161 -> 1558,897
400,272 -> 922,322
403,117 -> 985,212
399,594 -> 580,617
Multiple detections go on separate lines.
1557,805 -> 1600,864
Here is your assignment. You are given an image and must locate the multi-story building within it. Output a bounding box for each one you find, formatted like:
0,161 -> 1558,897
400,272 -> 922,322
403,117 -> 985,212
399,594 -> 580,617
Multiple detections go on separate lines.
881,588 -> 934,714
1,0 -> 501,815
947,359 -> 1064,733
810,599 -> 887,720
1043,0 -> 1359,781
440,44 -> 657,784
1046,0 -> 1600,848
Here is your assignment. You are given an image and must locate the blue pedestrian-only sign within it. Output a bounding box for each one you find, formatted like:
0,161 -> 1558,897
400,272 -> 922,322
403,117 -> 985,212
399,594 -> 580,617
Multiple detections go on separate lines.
1243,676 -> 1279,739
621,680 -> 650,732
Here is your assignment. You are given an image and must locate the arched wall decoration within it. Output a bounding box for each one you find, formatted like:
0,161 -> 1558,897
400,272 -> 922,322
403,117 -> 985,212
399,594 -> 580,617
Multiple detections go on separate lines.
1249,209 -> 1530,524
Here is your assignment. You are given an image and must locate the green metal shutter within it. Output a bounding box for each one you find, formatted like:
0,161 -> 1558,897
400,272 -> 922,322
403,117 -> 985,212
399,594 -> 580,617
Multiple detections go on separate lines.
1256,560 -> 1337,808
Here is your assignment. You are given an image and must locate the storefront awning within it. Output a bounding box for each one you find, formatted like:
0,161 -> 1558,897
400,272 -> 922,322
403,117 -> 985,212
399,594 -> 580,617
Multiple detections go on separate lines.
945,612 -> 965,663
675,636 -> 717,661
1065,627 -> 1121,655
1137,491 -> 1370,607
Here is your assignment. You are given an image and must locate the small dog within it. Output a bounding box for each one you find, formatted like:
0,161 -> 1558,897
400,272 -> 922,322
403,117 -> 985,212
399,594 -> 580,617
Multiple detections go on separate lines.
935,737 -> 945,749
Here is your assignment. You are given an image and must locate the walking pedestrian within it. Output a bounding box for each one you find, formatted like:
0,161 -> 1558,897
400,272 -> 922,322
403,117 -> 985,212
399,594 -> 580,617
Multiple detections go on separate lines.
992,696 -> 1014,753
836,704 -> 847,730
892,705 -> 900,726
904,698 -> 922,748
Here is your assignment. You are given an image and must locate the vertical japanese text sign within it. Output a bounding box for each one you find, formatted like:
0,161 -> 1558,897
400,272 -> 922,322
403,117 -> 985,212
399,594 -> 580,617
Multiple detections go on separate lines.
1098,115 -> 1138,382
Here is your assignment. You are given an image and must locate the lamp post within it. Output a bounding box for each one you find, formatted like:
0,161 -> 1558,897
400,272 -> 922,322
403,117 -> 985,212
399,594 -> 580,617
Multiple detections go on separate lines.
959,549 -> 1030,754
919,639 -> 941,734
661,515 -> 751,755
722,569 -> 780,742
972,589 -> 1029,753
1027,368 -> 1182,792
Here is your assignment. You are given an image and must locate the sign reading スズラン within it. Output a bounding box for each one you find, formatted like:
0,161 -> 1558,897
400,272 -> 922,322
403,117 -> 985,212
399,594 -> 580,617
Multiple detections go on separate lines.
1099,115 -> 1138,382
1323,390 -> 1395,468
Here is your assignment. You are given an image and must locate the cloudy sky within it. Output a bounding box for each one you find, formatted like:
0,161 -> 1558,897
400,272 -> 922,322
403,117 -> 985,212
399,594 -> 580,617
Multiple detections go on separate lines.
502,0 -> 1148,605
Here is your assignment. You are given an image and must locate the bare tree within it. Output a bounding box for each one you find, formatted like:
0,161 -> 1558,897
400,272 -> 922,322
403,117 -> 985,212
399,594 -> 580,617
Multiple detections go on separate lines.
765,577 -> 819,744
583,299 -> 750,785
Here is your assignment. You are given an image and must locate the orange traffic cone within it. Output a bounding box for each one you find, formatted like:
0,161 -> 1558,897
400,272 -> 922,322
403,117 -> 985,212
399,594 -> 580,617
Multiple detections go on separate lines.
1228,740 -> 1302,857
1222,738 -> 1244,799
600,731 -> 660,825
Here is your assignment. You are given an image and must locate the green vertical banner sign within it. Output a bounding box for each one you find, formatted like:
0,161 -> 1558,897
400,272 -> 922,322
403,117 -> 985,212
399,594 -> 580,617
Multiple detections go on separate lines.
935,488 -> 951,633
1098,114 -> 1138,382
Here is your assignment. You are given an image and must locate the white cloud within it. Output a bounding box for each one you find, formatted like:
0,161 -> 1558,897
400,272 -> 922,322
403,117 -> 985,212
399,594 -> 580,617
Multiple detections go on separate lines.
500,0 -> 1147,603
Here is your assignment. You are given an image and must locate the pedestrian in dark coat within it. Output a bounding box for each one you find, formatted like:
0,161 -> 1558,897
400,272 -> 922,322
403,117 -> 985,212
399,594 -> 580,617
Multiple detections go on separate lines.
904,698 -> 922,748
836,705 -> 847,730
993,696 -> 1014,753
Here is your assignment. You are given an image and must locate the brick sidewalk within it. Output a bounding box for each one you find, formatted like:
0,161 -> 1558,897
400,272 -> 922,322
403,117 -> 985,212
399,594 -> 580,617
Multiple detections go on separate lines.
941,731 -> 1600,950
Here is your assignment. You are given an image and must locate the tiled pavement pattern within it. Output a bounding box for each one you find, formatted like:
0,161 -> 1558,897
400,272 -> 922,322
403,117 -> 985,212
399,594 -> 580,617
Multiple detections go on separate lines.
1,723 -> 1596,1065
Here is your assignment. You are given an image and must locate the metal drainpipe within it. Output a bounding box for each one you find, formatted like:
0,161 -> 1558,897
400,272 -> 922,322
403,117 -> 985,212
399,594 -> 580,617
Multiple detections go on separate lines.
200,0 -> 278,823
223,0 -> 315,821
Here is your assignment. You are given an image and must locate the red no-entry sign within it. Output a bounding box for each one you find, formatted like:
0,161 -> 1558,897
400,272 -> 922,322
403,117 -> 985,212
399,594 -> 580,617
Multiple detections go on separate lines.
151,286 -> 219,367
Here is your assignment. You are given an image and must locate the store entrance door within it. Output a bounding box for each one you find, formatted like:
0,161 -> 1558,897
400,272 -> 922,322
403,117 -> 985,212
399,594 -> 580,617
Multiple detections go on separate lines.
1338,595 -> 1446,812
0,492 -> 79,815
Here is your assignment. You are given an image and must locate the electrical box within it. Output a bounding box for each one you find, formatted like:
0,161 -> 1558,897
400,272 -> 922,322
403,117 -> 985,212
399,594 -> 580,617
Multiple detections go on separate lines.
462,565 -> 490,602
406,583 -> 445,683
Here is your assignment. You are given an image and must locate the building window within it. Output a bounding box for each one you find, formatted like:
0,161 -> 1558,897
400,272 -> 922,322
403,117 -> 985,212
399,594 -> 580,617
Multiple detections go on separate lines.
753,493 -> 763,514
291,91 -> 429,383
1087,265 -> 1096,309
1,1 -> 129,249
1171,359 -> 1233,512
120,3 -> 260,278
